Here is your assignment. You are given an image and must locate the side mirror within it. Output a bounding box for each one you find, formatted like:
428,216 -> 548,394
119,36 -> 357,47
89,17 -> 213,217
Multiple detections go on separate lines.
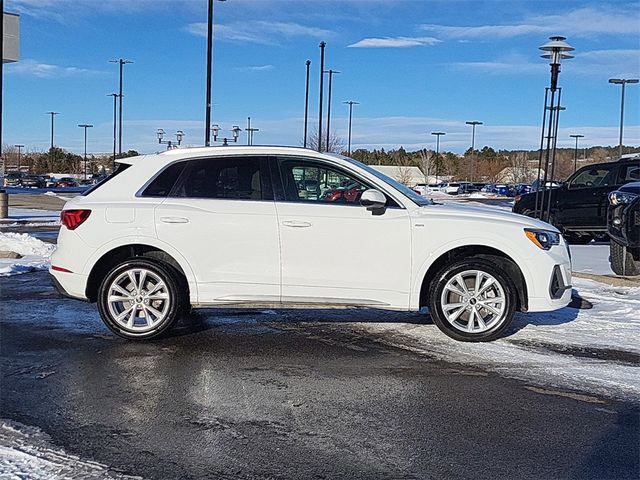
360,189 -> 387,213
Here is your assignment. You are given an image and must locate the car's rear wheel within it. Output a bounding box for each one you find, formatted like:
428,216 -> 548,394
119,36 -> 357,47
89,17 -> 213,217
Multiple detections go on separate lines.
429,258 -> 516,342
610,239 -> 640,276
98,259 -> 185,340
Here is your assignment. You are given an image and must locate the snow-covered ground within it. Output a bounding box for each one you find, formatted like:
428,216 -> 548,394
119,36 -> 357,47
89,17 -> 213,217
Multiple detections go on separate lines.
4,207 -> 60,222
0,420 -> 140,479
0,232 -> 55,276
571,243 -> 614,275
291,275 -> 639,402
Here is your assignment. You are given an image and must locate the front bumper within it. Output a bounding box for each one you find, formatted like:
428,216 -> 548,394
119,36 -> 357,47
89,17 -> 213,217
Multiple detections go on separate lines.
607,199 -> 640,248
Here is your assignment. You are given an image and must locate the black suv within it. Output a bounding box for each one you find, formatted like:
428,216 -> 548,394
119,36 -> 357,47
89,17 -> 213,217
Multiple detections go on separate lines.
513,154 -> 640,244
608,181 -> 640,276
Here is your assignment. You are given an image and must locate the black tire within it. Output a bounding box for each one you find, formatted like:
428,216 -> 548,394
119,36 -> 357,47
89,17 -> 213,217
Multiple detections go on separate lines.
563,232 -> 593,245
97,258 -> 186,340
428,258 -> 517,342
610,239 -> 640,276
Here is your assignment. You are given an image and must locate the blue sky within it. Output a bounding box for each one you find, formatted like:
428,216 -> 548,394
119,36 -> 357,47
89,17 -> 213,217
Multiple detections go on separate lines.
4,0 -> 640,155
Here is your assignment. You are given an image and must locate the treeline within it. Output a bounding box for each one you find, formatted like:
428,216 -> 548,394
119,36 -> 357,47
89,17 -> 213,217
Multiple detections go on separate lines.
349,145 -> 638,182
2,146 -> 139,175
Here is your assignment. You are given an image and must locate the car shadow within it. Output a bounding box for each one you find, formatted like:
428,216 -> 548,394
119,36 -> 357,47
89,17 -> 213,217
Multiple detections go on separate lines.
503,288 -> 586,337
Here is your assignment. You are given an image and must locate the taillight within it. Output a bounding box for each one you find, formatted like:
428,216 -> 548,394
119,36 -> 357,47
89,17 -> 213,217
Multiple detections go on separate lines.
61,209 -> 91,230
514,195 -> 521,203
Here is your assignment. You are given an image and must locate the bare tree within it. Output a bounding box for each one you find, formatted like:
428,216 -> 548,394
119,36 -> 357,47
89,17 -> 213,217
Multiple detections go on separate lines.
304,128 -> 344,153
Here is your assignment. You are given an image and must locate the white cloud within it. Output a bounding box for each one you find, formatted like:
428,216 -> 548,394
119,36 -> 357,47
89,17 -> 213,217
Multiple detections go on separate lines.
186,21 -> 334,45
450,49 -> 640,78
421,6 -> 640,39
347,36 -> 441,48
6,59 -> 104,78
234,65 -> 275,72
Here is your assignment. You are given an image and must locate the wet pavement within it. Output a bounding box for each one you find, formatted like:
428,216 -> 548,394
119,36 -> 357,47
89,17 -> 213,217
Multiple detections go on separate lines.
1,272 -> 639,479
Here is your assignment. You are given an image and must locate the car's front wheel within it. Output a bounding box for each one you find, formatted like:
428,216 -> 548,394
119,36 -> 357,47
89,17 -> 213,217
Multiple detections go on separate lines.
429,258 -> 516,342
97,259 -> 185,340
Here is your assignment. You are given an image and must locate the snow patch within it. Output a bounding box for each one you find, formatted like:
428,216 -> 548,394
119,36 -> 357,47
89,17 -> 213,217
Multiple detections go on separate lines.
0,420 -> 141,479
0,232 -> 55,276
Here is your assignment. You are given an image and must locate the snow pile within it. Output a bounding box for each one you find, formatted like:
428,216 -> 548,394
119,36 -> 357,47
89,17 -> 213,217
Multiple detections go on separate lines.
0,420 -> 141,479
0,232 -> 55,276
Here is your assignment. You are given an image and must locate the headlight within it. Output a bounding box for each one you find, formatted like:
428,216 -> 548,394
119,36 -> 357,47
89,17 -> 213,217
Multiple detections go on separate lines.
609,191 -> 638,206
524,228 -> 560,250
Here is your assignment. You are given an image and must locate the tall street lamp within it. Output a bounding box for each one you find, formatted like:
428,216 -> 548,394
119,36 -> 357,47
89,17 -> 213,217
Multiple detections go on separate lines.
14,144 -> 24,172
569,134 -> 584,173
78,124 -> 93,180
107,93 -> 119,169
608,78 -> 639,158
157,129 -> 185,150
109,58 -> 133,155
534,35 -> 573,220
204,0 -> 227,147
46,112 -> 59,150
343,100 -> 359,156
324,69 -> 340,152
431,132 -> 445,185
465,120 -> 482,181
317,41 -> 326,152
303,60 -> 311,148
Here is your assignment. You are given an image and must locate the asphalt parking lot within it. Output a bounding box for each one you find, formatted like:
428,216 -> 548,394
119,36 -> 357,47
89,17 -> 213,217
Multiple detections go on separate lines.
1,271 -> 639,479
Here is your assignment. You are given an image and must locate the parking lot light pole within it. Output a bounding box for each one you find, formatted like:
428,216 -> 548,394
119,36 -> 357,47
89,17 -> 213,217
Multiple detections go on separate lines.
14,144 -> 24,172
107,94 -> 119,170
317,42 -> 326,152
569,134 -> 584,173
431,132 -> 445,185
46,112 -> 59,150
608,78 -> 639,158
303,60 -> 311,148
204,0 -> 227,147
78,124 -> 93,181
343,100 -> 359,156
324,69 -> 340,152
465,121 -> 482,182
109,59 -> 133,155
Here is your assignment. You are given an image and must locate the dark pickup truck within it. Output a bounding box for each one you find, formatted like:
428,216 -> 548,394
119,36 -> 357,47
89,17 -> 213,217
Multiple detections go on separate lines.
513,154 -> 640,244
608,181 -> 640,276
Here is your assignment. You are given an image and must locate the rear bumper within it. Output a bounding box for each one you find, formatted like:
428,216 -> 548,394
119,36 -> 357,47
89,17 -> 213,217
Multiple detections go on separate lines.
49,268 -> 89,301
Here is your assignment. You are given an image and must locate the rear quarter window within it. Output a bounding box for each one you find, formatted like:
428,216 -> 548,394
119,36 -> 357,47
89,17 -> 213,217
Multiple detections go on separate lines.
82,163 -> 131,196
140,162 -> 186,197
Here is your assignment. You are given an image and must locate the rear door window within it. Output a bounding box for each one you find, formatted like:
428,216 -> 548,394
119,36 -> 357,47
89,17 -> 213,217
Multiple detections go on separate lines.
172,156 -> 272,200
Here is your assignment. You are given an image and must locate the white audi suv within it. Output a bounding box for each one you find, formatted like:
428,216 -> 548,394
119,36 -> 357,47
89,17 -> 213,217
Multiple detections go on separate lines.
50,146 -> 572,342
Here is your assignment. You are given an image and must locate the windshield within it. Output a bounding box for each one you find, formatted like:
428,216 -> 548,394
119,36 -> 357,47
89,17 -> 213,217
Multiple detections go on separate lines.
335,155 -> 433,206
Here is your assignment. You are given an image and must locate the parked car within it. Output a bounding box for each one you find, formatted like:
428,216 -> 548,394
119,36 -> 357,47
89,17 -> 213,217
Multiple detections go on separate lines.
56,177 -> 78,188
513,155 -> 640,244
492,184 -> 510,196
530,179 -> 562,191
607,181 -> 640,276
412,183 -> 430,196
50,146 -> 572,342
444,182 -> 470,195
3,172 -> 23,187
45,177 -> 59,188
457,183 -> 481,195
511,184 -> 532,196
21,175 -> 45,188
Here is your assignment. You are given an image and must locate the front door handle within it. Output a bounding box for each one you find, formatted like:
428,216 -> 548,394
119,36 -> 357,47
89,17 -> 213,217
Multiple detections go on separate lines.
160,216 -> 189,224
282,220 -> 312,228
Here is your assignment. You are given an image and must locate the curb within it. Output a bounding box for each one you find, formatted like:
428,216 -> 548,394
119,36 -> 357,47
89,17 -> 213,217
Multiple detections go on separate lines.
573,271 -> 640,288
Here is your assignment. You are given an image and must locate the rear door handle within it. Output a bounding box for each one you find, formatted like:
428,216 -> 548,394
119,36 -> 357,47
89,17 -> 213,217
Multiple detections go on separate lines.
282,220 -> 312,228
160,216 -> 189,224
